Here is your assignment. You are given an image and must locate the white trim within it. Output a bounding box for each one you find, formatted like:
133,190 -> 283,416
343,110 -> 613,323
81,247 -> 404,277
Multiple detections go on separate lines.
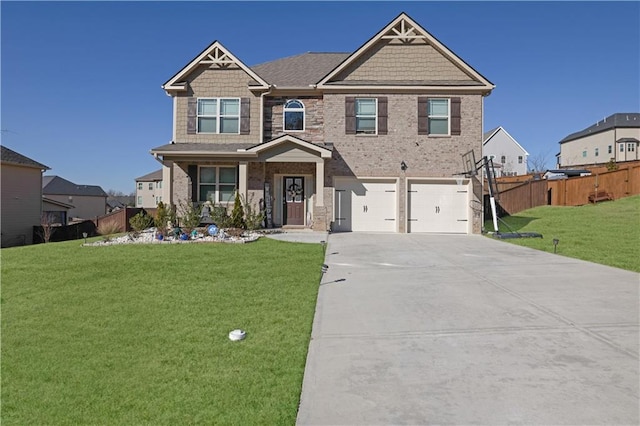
274,173 -> 313,227
427,98 -> 451,136
317,13 -> 494,91
197,165 -> 238,204
196,97 -> 241,134
245,134 -> 332,158
355,98 -> 378,135
163,41 -> 268,92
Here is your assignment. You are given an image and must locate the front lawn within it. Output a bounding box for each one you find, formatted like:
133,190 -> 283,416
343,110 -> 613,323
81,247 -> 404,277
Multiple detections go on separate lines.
1,238 -> 324,425
485,195 -> 640,272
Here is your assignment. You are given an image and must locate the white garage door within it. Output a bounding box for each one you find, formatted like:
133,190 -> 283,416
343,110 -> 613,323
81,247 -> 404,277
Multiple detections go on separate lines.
408,181 -> 469,233
334,178 -> 397,232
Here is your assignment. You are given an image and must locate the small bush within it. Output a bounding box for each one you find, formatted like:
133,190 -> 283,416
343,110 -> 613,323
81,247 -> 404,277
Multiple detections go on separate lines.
231,191 -> 246,229
129,212 -> 154,233
155,202 -> 174,232
210,203 -> 233,228
242,193 -> 264,231
178,201 -> 202,234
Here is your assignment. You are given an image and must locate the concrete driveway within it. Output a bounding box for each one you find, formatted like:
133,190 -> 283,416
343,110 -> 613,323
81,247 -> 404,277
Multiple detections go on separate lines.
297,233 -> 639,425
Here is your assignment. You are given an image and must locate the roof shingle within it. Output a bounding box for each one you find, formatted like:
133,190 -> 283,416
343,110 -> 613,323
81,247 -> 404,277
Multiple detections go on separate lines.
0,146 -> 49,170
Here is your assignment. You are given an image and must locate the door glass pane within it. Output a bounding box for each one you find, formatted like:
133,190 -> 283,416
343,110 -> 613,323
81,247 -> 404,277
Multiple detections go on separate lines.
294,178 -> 303,202
198,117 -> 216,133
200,167 -> 216,184
220,117 -> 239,133
219,167 -> 236,183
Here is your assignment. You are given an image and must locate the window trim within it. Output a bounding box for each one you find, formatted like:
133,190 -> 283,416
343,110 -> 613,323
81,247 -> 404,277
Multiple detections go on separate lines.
196,97 -> 241,134
283,99 -> 305,132
197,165 -> 238,204
355,98 -> 378,135
427,98 -> 450,136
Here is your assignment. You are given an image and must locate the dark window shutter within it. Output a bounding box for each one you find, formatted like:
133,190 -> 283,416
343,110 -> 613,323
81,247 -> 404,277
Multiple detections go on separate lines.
240,98 -> 250,135
417,97 -> 429,135
187,98 -> 197,134
451,97 -> 461,136
187,165 -> 198,202
378,97 -> 388,135
345,97 -> 356,135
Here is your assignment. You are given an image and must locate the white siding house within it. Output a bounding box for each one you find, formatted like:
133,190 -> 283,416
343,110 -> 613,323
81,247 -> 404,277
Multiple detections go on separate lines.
483,126 -> 529,176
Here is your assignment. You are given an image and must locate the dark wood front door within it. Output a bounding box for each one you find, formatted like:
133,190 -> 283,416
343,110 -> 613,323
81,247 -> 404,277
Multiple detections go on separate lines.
284,176 -> 304,225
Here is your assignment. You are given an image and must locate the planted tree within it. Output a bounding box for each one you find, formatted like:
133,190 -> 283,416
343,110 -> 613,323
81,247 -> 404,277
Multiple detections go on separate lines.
231,191 -> 246,229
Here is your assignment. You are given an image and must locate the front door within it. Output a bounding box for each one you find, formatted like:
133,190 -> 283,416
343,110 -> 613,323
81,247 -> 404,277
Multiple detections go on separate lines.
284,176 -> 304,225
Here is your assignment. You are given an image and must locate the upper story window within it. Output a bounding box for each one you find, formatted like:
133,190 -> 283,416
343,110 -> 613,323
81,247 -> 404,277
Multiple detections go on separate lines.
148,183 -> 153,190
418,97 -> 461,136
197,98 -> 240,134
345,97 -> 387,135
500,155 -> 506,164
284,100 -> 305,131
198,166 -> 237,203
155,181 -> 162,189
608,145 -> 612,154
595,148 -> 599,157
518,156 -> 523,164
137,182 -> 143,190
582,150 -> 587,158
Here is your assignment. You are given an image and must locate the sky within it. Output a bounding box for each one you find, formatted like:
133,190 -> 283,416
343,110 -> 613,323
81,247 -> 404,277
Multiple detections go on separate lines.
2,1 -> 639,194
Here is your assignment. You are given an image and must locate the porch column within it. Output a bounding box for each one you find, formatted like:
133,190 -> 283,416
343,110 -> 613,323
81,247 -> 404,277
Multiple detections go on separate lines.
162,161 -> 173,205
238,161 -> 248,198
315,160 -> 324,206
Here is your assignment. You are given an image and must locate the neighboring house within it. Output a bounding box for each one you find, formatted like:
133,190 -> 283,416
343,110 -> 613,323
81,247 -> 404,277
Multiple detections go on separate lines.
42,176 -> 108,220
135,169 -> 164,208
1,146 -> 50,247
42,197 -> 74,225
150,12 -> 494,233
557,113 -> 640,168
483,126 -> 529,176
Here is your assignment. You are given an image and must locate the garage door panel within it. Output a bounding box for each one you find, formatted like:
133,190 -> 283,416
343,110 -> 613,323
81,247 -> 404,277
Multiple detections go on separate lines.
334,179 -> 397,232
408,182 -> 469,233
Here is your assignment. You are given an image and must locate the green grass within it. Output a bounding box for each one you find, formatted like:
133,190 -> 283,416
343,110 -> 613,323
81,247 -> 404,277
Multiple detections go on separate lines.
485,195 -> 640,272
1,238 -> 325,425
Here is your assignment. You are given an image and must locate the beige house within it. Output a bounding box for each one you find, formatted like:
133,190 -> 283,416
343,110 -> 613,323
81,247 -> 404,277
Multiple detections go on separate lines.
150,12 -> 494,233
43,176 -> 108,221
135,169 -> 164,208
1,146 -> 50,247
558,113 -> 640,168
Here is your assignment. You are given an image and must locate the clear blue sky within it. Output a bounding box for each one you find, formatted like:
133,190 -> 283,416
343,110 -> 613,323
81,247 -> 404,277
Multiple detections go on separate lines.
2,1 -> 639,194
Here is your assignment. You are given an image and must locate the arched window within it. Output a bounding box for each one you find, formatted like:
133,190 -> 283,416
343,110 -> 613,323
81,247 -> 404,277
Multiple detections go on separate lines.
284,100 -> 305,131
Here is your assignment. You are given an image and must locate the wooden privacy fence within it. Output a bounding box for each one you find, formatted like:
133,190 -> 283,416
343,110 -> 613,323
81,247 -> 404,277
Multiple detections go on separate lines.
488,163 -> 640,216
94,207 -> 157,233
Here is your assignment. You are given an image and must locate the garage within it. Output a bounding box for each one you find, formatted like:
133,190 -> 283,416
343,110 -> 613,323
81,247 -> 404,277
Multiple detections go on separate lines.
333,178 -> 397,232
407,180 -> 469,233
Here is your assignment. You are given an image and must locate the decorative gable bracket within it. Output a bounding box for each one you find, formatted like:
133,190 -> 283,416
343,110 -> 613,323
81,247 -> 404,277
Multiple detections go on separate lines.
380,18 -> 426,44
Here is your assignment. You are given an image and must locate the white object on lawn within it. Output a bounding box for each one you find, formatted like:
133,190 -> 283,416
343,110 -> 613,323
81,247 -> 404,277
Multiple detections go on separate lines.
228,329 -> 246,341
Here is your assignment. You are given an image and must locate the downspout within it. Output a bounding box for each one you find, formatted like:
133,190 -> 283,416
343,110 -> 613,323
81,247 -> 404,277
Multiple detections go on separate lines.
260,85 -> 274,144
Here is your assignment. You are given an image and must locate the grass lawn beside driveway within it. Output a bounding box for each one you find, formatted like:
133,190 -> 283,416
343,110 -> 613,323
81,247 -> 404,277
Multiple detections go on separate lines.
485,195 -> 640,272
1,237 -> 325,425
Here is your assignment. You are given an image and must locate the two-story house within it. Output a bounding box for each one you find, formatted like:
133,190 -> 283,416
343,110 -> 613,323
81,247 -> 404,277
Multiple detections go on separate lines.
42,176 -> 108,221
483,126 -> 529,176
135,169 -> 164,208
150,12 -> 494,233
557,113 -> 640,168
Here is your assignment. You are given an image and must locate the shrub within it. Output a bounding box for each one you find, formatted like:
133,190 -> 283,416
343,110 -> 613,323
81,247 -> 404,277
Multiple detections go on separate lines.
177,201 -> 202,234
155,202 -> 172,232
241,193 -> 264,231
231,191 -> 246,229
605,158 -> 618,171
129,211 -> 154,233
210,203 -> 233,228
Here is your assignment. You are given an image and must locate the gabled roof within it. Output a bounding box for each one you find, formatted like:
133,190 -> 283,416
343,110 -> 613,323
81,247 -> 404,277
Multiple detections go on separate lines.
163,41 -> 269,92
560,113 -> 640,144
250,52 -> 350,87
43,176 -> 108,197
42,196 -> 75,209
136,169 -> 163,182
242,134 -> 333,158
1,146 -> 49,170
317,12 -> 494,91
483,126 -> 529,155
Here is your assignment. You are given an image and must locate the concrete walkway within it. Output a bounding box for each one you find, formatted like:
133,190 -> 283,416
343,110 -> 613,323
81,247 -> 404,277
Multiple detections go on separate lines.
297,233 -> 639,425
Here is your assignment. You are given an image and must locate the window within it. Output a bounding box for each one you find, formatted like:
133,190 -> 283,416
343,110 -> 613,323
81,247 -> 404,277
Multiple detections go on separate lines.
518,156 -> 523,164
148,183 -> 153,190
608,145 -> 612,154
500,155 -> 506,164
198,166 -> 237,203
155,196 -> 162,205
595,148 -> 599,157
155,181 -> 162,189
628,143 -> 636,152
428,98 -> 450,135
137,196 -> 142,206
137,182 -> 142,190
620,144 -> 625,152
197,98 -> 240,134
284,100 -> 304,131
355,98 -> 377,134
582,150 -> 587,158
345,97 -> 387,135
